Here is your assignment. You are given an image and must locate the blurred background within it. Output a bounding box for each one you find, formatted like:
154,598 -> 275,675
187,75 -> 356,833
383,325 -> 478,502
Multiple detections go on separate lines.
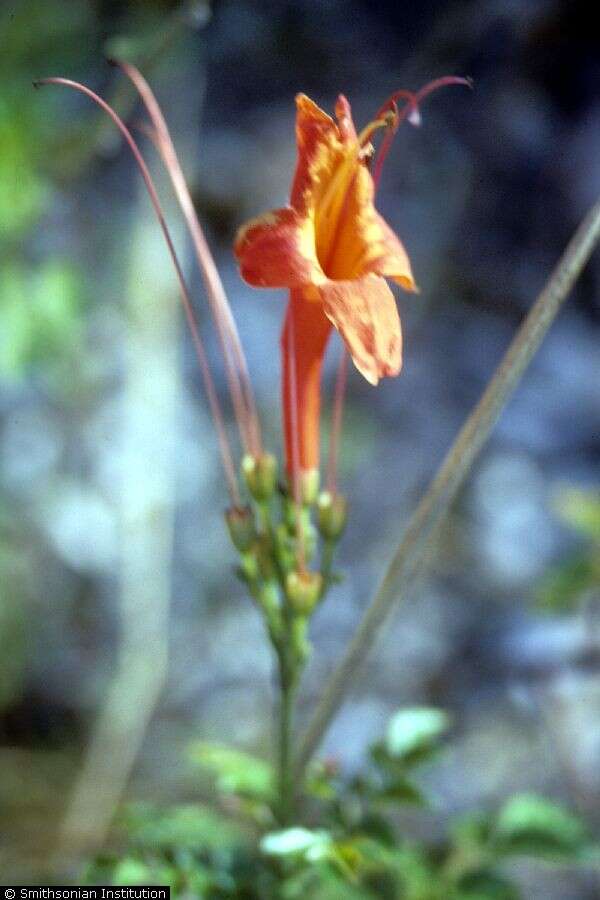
1,0 -> 599,893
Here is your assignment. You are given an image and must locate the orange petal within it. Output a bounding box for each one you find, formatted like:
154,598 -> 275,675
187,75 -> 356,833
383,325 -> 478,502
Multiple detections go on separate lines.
334,94 -> 357,143
325,162 -> 418,288
290,94 -> 347,215
361,210 -> 418,291
234,207 -> 323,289
319,274 -> 402,385
282,290 -> 332,473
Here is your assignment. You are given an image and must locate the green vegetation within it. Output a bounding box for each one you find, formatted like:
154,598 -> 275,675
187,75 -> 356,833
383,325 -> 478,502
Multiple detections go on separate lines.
87,706 -> 597,898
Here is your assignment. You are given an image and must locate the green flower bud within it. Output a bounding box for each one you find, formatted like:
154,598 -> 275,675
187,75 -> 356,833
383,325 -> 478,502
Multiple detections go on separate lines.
285,569 -> 323,615
225,505 -> 256,552
258,580 -> 282,640
317,491 -> 348,541
237,548 -> 260,585
259,579 -> 280,612
242,453 -> 278,502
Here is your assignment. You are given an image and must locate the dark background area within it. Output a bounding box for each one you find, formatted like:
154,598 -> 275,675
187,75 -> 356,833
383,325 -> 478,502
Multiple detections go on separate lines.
1,0 -> 599,892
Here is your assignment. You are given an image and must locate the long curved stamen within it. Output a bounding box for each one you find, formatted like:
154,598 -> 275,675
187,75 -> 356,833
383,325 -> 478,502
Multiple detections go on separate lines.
327,349 -> 348,495
356,115 -> 395,148
375,89 -> 419,129
372,76 -> 472,190
372,97 -> 411,190
34,77 -> 241,506
112,60 -> 263,461
415,75 -> 474,105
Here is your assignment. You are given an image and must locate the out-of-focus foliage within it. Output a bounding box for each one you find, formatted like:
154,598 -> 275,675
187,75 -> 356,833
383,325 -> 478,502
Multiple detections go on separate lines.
0,0 -> 90,234
0,1 -> 94,383
0,0 -> 191,384
0,0 -> 92,237
537,488 -> 600,611
0,261 -> 84,382
87,707 -> 597,898
190,742 -> 274,803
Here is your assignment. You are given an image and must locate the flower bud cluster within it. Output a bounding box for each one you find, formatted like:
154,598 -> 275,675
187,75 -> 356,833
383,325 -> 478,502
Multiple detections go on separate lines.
224,452 -> 348,673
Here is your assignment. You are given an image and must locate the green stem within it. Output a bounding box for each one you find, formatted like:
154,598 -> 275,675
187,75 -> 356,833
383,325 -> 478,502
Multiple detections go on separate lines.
277,648 -> 297,825
257,493 -> 300,823
294,197 -> 600,784
320,539 -> 336,597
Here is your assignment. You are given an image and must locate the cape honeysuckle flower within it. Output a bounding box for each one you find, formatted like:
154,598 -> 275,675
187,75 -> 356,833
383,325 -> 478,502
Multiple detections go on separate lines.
235,92 -> 416,477
236,81 -> 469,481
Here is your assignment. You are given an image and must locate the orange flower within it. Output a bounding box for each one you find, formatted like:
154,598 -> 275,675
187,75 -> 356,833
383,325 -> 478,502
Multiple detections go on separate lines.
235,93 -> 418,476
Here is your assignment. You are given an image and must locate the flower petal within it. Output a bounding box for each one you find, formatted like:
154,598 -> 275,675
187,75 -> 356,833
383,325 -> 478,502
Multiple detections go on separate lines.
282,289 -> 333,473
234,207 -> 323,289
325,163 -> 417,290
291,94 -> 347,215
334,94 -> 357,142
319,274 -> 402,385
362,212 -> 418,291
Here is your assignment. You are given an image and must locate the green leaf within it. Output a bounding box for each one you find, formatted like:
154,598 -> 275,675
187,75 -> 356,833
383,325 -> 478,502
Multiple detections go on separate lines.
281,864 -> 372,900
451,813 -> 494,851
455,869 -> 519,900
263,832 -> 366,888
355,812 -> 397,847
355,839 -> 440,899
384,707 -> 450,763
261,827 -> 332,859
189,741 -> 274,802
123,802 -> 247,854
375,776 -> 427,806
111,859 -> 155,885
494,794 -> 587,858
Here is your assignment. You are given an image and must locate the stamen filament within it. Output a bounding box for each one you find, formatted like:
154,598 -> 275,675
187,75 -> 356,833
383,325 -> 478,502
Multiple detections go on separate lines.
327,349 -> 348,495
356,115 -> 394,148
113,60 -> 263,461
34,77 -> 241,506
372,76 -> 472,190
415,75 -> 473,105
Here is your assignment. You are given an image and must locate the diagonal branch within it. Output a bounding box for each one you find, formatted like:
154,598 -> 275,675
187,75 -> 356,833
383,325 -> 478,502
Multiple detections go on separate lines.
295,197 -> 600,781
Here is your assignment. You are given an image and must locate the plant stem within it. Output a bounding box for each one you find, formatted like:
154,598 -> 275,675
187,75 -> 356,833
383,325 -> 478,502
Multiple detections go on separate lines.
276,639 -> 297,825
295,197 -> 600,784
